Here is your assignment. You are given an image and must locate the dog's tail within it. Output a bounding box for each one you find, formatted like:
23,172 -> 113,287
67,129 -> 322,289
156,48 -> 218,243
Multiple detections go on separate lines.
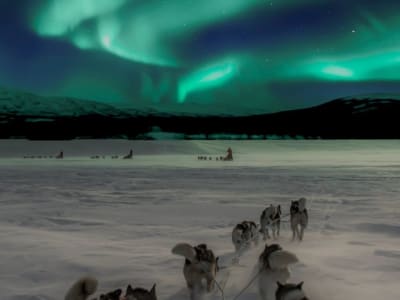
172,243 -> 197,263
64,276 -> 98,300
268,250 -> 299,270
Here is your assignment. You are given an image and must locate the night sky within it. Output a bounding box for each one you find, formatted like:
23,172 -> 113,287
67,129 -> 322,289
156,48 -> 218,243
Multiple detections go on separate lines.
1,0 -> 400,115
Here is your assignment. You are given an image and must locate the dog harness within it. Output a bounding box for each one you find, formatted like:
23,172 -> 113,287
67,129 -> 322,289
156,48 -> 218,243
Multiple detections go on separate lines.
271,211 -> 281,222
185,244 -> 215,270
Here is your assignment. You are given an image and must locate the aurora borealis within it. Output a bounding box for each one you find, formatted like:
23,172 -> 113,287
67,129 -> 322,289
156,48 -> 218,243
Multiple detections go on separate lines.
1,0 -> 400,115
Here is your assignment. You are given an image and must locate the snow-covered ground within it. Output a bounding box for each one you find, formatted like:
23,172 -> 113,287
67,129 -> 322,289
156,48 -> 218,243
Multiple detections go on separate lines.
0,140 -> 399,300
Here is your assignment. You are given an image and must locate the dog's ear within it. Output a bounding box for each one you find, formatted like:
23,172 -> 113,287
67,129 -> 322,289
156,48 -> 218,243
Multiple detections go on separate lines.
150,283 -> 156,297
277,281 -> 284,288
198,243 -> 207,249
126,284 -> 134,293
297,282 -> 304,289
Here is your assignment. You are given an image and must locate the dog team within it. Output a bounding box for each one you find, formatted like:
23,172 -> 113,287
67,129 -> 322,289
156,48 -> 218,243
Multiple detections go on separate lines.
65,197 -> 308,300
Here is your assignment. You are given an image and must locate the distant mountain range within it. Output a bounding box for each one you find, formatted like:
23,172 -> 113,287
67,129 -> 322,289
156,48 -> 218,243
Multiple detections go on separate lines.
1,87 -> 400,139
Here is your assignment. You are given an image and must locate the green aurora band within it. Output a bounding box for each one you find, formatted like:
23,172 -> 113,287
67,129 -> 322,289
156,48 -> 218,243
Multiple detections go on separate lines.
28,0 -> 400,105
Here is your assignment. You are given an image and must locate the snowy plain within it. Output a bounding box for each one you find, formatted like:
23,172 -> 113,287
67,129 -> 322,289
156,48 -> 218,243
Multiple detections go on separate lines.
0,140 -> 399,300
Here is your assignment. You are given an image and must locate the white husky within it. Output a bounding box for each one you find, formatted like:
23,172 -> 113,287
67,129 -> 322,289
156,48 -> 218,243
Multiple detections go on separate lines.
290,198 -> 308,241
257,244 -> 299,300
64,276 -> 98,300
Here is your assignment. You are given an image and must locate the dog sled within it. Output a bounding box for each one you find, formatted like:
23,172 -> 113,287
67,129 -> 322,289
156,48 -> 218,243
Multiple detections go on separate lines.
197,147 -> 234,162
55,151 -> 63,159
123,149 -> 133,159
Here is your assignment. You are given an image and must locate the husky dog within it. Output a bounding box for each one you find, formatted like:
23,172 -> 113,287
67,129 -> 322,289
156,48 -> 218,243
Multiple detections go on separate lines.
124,284 -> 157,300
98,289 -> 122,300
257,244 -> 299,300
290,198 -> 308,241
232,220 -> 259,251
260,205 -> 282,240
64,276 -> 98,300
172,243 -> 218,297
276,282 -> 309,300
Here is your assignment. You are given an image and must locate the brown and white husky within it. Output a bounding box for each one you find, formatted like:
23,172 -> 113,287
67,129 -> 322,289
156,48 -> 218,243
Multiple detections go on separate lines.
232,220 -> 259,251
172,243 -> 219,298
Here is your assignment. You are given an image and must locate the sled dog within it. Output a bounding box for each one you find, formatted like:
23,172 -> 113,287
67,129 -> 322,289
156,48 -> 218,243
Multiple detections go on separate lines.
124,283 -> 157,300
260,205 -> 282,240
98,289 -> 122,300
232,220 -> 259,251
257,244 -> 299,300
290,198 -> 308,241
172,243 -> 219,297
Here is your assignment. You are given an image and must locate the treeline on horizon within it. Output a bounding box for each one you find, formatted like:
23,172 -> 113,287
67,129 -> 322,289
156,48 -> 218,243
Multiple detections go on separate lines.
1,99 -> 400,140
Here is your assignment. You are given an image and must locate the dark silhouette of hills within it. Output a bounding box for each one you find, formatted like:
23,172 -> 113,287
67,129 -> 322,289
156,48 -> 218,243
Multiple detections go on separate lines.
1,87 -> 400,139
